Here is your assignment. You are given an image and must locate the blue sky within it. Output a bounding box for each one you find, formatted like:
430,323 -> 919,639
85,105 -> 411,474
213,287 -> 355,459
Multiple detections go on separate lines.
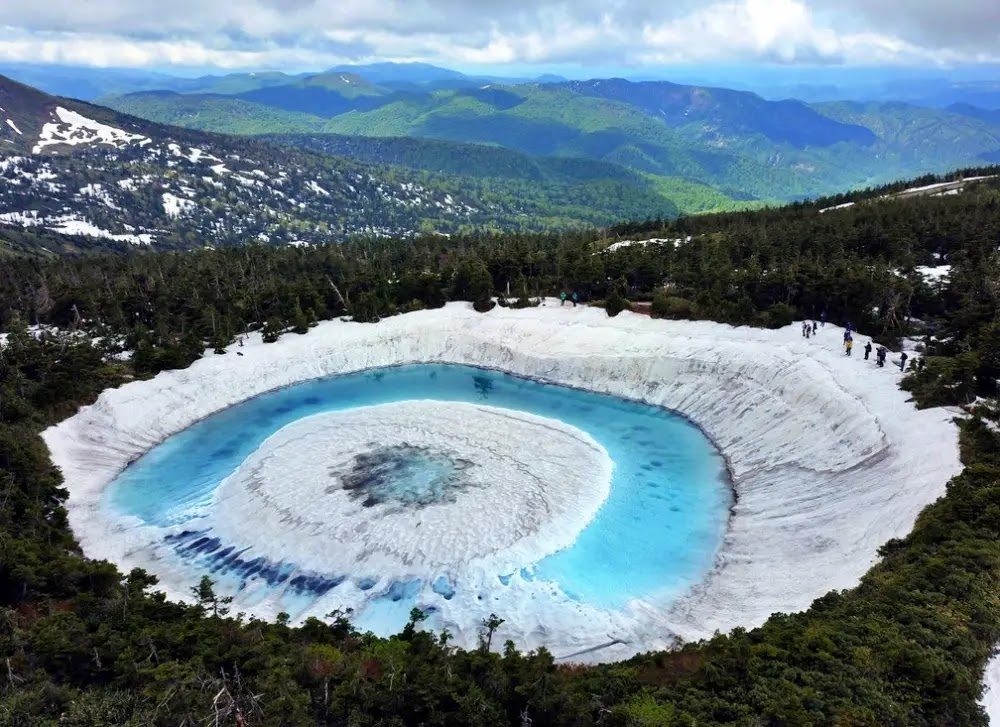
2,0 -> 999,73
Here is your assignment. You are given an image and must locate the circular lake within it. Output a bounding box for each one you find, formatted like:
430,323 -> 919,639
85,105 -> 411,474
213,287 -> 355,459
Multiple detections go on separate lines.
106,363 -> 731,641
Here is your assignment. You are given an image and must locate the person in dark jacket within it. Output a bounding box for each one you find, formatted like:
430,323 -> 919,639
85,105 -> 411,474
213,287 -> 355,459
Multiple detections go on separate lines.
571,291 -> 579,307
864,342 -> 872,360
900,352 -> 909,371
821,311 -> 827,327
812,321 -> 818,334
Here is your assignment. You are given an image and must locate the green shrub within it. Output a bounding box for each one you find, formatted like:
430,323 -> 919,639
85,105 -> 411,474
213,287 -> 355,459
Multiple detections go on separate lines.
651,293 -> 696,320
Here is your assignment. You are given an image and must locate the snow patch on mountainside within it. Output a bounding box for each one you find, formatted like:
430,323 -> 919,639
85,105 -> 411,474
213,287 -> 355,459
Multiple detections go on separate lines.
162,192 -> 195,218
46,215 -> 153,245
819,201 -> 855,213
0,208 -> 152,245
605,237 -> 691,253
32,107 -> 148,155
5,118 -> 22,135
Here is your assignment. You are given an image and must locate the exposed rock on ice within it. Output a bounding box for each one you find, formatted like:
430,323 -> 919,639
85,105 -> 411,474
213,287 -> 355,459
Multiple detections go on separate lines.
44,303 -> 961,661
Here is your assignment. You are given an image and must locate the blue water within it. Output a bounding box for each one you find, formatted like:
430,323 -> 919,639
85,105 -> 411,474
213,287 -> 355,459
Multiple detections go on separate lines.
108,364 -> 730,617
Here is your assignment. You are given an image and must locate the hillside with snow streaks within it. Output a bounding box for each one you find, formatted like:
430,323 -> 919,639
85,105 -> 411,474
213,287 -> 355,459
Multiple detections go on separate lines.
0,75 -> 568,253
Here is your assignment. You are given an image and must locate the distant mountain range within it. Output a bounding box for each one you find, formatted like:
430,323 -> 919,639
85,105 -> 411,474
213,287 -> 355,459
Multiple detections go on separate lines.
5,63 -> 1000,256
95,71 -> 1000,203
0,62 -> 568,102
1,74 -> 692,255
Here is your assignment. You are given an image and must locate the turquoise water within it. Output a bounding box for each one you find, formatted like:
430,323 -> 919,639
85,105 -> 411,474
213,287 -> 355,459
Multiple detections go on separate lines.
108,363 -> 730,615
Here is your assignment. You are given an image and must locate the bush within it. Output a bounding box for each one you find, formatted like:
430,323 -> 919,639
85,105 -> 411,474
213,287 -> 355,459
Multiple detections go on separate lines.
765,302 -> 797,328
651,293 -> 696,320
473,294 -> 496,313
261,317 -> 284,343
605,285 -> 630,318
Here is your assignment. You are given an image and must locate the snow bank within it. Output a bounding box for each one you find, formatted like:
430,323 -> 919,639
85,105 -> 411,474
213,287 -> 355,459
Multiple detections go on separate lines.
983,656 -> 1000,725
818,201 -> 855,213
44,303 -> 961,661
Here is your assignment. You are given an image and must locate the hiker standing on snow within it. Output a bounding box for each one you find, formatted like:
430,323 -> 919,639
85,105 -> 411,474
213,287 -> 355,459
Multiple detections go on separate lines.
864,342 -> 872,360
821,311 -> 827,327
812,320 -> 818,334
572,291 -> 579,307
900,352 -> 908,371
876,346 -> 887,367
560,291 -> 567,306
846,339 -> 853,356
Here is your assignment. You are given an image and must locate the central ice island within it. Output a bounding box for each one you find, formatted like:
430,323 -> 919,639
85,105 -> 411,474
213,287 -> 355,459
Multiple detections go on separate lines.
44,303 -> 961,662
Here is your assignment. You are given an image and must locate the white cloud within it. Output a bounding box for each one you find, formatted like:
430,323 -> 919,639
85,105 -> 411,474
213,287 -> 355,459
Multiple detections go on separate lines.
0,0 -> 997,70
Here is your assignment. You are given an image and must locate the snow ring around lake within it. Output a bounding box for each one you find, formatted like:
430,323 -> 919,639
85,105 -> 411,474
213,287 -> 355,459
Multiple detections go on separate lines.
44,302 -> 963,662
210,401 -> 613,578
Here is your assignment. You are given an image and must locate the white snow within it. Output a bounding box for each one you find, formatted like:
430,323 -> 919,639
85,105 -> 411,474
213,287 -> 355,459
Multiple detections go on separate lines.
916,265 -> 952,283
6,118 -> 22,135
78,183 -> 119,210
605,237 -> 690,253
162,192 -> 195,218
167,143 -> 219,164
0,209 -> 152,245
43,304 -> 961,662
306,180 -> 329,196
983,656 -> 1000,725
32,107 -> 148,155
0,210 -> 42,227
818,201 -> 855,213
890,176 -> 997,199
46,214 -> 153,245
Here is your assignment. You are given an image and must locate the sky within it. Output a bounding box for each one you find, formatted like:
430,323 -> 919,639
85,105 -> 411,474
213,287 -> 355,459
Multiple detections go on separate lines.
1,0 -> 999,73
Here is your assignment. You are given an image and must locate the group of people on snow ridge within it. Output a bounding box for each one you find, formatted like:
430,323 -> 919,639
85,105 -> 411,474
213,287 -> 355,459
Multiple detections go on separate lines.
801,312 -> 924,372
559,291 -> 579,307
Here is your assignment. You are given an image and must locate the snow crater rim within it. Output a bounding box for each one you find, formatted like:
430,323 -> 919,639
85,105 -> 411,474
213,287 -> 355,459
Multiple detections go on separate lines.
43,303 -> 962,661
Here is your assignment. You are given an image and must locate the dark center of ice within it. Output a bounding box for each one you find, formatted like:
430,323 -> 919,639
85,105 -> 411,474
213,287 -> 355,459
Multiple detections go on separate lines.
331,444 -> 477,509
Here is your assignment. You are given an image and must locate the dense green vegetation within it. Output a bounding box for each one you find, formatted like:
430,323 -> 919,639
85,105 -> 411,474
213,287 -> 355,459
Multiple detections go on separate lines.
101,77 -> 1000,205
267,133 -> 749,216
3,170 -> 1000,724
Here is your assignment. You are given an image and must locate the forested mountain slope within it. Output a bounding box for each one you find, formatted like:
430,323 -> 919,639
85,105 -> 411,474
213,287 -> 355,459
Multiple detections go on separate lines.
2,167 -> 1000,724
0,75 -> 686,255
100,76 -> 1000,203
